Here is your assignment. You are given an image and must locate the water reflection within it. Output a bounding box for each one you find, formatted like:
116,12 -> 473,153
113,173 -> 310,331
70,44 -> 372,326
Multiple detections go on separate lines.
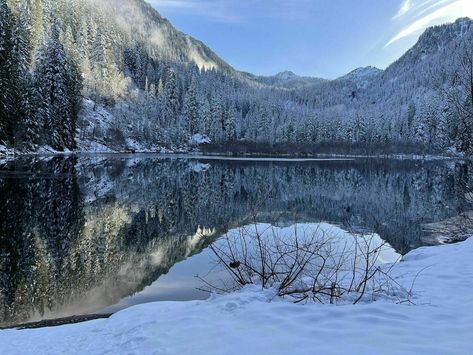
0,155 -> 470,326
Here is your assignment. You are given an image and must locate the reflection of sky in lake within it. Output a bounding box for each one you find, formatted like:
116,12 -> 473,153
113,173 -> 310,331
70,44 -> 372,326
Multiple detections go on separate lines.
104,223 -> 401,313
1,155 -> 470,327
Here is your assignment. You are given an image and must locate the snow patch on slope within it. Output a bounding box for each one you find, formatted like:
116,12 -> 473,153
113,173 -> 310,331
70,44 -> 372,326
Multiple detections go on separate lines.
188,134 -> 211,146
75,99 -> 118,153
338,66 -> 382,88
76,100 -> 209,154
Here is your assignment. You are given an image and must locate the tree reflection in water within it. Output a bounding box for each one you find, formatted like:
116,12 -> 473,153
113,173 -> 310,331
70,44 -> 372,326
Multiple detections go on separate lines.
0,156 -> 470,326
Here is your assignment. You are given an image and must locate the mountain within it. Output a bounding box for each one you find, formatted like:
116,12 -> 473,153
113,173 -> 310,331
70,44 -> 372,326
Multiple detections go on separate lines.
289,17 -> 473,153
337,66 -> 382,89
386,17 -> 472,74
0,0 -> 472,156
275,71 -> 299,80
87,0 -> 236,74
247,71 -> 327,89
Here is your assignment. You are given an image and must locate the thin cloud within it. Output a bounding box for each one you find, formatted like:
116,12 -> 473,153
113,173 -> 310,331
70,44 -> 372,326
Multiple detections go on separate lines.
150,0 -> 198,9
386,0 -> 473,47
393,0 -> 412,19
149,0 -> 242,22
150,0 -> 317,23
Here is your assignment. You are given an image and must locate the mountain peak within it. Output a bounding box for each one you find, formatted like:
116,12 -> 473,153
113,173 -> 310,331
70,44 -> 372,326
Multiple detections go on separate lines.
386,17 -> 473,76
275,71 -> 299,80
421,17 -> 472,39
337,66 -> 382,88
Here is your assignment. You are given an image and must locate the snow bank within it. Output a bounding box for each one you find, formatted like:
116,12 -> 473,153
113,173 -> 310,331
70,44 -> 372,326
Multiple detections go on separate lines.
1,239 -> 472,355
189,134 -> 211,146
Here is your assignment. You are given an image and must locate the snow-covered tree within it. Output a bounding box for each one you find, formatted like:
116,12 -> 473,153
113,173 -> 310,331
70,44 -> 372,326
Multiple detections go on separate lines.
183,75 -> 199,135
34,18 -> 81,150
0,0 -> 14,144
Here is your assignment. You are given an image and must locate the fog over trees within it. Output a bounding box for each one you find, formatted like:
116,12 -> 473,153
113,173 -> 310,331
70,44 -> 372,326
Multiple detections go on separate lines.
0,0 -> 473,154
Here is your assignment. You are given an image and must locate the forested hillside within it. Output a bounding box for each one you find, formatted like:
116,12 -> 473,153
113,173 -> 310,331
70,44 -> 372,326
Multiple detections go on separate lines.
0,0 -> 472,154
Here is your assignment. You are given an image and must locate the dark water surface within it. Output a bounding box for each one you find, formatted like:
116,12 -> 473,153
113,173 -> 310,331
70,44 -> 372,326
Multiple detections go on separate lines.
0,155 -> 470,327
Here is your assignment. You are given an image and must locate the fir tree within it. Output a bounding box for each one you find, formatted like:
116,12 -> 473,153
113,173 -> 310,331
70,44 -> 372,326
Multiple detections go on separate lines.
223,103 -> 237,141
160,67 -> 180,127
184,75 -> 200,135
11,0 -> 41,149
0,0 -> 14,144
34,18 -> 81,150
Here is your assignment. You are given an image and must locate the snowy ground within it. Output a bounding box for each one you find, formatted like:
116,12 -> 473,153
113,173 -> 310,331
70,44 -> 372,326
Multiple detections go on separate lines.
75,100 -> 206,154
1,236 -> 472,354
0,144 -> 15,160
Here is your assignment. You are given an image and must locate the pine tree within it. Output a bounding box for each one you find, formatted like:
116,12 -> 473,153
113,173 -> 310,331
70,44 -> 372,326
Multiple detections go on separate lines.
223,103 -> 238,141
198,94 -> 211,135
160,67 -> 180,127
209,92 -> 223,141
34,18 -> 81,150
9,0 -> 44,150
0,0 -> 14,144
257,107 -> 271,143
29,0 -> 44,61
436,103 -> 450,151
184,75 -> 199,135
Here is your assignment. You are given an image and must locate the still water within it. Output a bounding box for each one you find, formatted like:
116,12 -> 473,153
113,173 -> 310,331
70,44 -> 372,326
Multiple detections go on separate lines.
0,155 -> 470,326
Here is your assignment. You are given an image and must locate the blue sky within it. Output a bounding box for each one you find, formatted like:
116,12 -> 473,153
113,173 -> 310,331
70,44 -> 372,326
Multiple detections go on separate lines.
149,0 -> 473,78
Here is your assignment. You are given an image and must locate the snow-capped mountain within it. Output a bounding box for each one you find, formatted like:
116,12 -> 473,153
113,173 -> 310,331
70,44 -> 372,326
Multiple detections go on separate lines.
84,0 -> 238,75
0,0 -> 472,156
275,71 -> 300,80
243,70 -> 326,89
337,66 -> 382,89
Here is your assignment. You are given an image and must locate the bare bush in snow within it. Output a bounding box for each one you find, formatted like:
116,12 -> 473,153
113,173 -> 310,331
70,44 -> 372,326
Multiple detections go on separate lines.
201,221 -> 407,304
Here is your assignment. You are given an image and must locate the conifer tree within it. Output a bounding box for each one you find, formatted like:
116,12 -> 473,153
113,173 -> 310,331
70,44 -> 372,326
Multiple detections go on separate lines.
0,0 -> 14,144
184,75 -> 199,135
34,18 -> 81,150
160,68 -> 180,127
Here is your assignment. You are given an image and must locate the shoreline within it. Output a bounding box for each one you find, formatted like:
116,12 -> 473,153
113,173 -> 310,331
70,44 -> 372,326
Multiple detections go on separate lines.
0,237 -> 471,354
1,235 -> 470,331
1,314 -> 112,331
0,150 -> 464,162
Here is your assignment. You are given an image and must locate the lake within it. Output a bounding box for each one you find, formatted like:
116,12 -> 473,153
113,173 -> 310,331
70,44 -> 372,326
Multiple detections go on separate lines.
0,155 -> 470,327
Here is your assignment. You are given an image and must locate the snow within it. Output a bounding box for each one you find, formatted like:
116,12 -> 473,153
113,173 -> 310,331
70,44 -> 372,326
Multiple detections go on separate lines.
101,223 -> 399,314
338,66 -> 382,88
1,235 -> 472,354
188,134 -> 211,146
125,138 -> 156,153
181,155 -> 355,162
75,100 -> 120,153
0,144 -> 15,158
189,162 -> 211,172
75,100 -> 171,154
275,70 -> 299,80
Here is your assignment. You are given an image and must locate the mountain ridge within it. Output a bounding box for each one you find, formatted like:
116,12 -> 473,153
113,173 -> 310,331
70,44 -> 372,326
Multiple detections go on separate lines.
0,0 -> 472,156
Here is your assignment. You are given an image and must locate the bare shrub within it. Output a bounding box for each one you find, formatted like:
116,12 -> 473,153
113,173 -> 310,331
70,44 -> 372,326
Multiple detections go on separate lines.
200,222 -> 407,304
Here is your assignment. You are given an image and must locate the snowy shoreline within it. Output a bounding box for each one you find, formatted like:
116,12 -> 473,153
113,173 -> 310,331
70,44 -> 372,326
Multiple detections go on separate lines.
0,147 -> 464,163
1,237 -> 471,355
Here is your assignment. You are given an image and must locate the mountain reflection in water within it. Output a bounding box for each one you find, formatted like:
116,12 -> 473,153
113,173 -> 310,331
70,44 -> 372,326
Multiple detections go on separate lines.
0,155 -> 470,327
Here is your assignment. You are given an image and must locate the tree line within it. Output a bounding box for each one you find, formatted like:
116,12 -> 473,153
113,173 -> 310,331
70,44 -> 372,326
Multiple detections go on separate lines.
0,0 -> 472,155
0,0 -> 81,151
